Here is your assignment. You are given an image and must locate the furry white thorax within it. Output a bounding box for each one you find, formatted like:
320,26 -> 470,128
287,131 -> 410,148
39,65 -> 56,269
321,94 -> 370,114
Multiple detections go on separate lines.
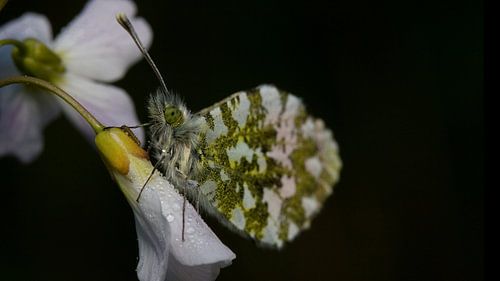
147,89 -> 204,188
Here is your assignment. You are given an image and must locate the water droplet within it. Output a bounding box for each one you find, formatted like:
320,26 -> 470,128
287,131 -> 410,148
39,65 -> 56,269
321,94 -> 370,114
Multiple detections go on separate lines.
166,214 -> 174,222
186,227 -> 194,234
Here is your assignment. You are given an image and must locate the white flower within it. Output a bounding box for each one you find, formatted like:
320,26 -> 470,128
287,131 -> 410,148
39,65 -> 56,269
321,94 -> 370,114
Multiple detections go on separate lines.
95,128 -> 236,281
0,0 -> 152,162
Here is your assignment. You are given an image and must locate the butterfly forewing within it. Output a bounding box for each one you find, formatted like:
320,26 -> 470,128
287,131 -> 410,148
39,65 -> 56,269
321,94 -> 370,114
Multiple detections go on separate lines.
195,85 -> 341,248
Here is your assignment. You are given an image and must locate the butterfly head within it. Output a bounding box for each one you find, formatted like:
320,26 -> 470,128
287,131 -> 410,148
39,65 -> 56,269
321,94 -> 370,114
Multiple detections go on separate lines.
164,105 -> 184,128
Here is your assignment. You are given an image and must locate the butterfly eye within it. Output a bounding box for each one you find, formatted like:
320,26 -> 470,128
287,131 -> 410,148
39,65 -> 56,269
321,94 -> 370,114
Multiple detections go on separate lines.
164,105 -> 184,127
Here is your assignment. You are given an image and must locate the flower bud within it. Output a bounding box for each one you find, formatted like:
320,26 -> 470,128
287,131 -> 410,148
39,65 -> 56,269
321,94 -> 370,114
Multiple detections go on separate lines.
95,127 -> 148,175
11,38 -> 65,81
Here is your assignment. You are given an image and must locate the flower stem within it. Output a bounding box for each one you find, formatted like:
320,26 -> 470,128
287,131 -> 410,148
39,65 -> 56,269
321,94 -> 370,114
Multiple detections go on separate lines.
0,39 -> 26,54
0,76 -> 104,133
0,0 -> 7,12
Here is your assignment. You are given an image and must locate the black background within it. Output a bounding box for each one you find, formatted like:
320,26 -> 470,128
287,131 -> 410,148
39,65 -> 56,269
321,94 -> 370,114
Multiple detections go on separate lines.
0,0 -> 483,280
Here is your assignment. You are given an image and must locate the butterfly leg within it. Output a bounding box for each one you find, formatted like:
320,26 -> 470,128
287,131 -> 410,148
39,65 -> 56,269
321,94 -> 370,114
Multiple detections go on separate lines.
103,123 -> 151,130
186,179 -> 201,213
175,169 -> 199,242
182,186 -> 186,242
136,154 -> 166,202
102,125 -> 149,146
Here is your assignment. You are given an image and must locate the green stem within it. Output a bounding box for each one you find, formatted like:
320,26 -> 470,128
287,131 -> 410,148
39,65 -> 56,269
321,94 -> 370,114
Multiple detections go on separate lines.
0,39 -> 26,54
0,76 -> 104,134
0,0 -> 7,12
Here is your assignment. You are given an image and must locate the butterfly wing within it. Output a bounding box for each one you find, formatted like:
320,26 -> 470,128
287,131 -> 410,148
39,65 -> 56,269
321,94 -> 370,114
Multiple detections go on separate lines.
195,85 -> 341,248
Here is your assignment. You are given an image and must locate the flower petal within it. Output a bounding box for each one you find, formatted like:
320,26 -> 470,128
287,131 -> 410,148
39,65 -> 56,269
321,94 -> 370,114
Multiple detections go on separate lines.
58,73 -> 144,142
162,194 -> 236,267
133,177 -> 235,281
0,12 -> 52,44
133,187 -> 170,281
0,13 -> 60,163
53,0 -> 152,82
110,149 -> 235,281
166,257 -> 233,281
0,13 -> 53,78
0,85 -> 60,163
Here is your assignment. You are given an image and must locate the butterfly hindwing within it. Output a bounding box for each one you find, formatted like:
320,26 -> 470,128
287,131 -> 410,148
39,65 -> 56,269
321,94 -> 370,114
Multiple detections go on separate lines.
195,85 -> 342,248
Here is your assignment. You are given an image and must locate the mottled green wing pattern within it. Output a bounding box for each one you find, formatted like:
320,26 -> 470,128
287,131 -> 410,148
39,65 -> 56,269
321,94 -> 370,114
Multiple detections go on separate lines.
195,85 -> 341,248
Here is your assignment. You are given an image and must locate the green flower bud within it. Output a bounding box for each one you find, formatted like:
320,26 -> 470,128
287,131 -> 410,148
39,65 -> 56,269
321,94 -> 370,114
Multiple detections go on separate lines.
10,38 -> 65,82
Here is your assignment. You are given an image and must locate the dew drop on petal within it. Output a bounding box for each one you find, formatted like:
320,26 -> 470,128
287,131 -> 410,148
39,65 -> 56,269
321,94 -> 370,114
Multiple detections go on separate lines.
166,213 -> 174,222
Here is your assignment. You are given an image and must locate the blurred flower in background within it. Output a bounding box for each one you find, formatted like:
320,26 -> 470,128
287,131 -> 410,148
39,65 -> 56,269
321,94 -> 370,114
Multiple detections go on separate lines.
1,1 -> 236,280
0,0 -> 152,162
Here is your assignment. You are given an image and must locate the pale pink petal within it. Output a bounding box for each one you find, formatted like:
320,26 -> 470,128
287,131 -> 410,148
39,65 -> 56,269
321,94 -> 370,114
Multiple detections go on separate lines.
53,0 -> 152,82
0,13 -> 59,162
117,166 -> 235,281
0,12 -> 52,44
166,257 -> 233,281
132,187 -> 170,281
136,180 -> 235,281
0,85 -> 60,163
58,73 -> 144,143
163,190 -> 236,269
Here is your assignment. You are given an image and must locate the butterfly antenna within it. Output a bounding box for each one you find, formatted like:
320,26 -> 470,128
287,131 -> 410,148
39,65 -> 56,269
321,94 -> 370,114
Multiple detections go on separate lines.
116,13 -> 169,95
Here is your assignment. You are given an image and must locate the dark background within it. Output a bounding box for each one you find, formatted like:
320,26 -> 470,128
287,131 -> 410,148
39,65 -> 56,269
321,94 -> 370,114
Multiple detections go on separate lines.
0,0 -> 483,280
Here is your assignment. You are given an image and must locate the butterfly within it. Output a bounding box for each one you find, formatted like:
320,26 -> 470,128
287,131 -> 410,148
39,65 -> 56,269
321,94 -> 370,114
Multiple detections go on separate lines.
117,14 -> 342,248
